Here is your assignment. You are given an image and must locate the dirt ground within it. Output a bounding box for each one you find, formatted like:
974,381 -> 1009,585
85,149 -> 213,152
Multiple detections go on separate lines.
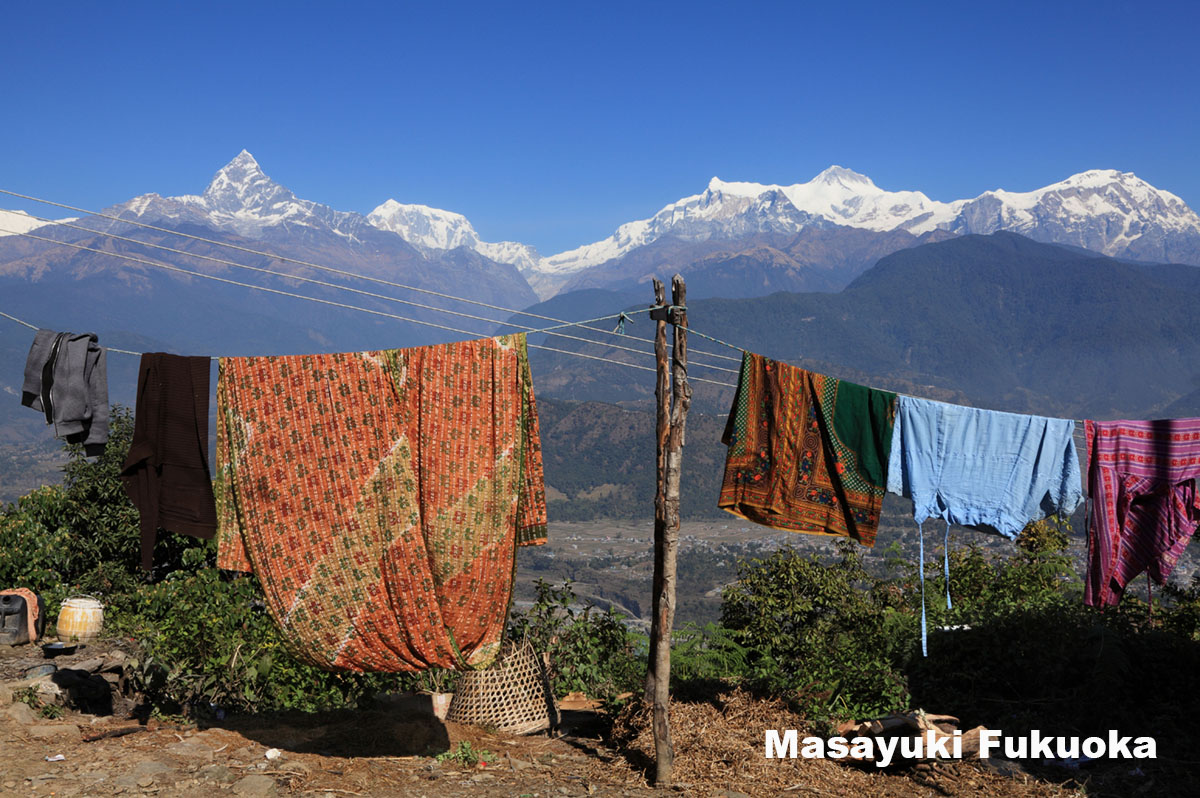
0,640 -> 1128,798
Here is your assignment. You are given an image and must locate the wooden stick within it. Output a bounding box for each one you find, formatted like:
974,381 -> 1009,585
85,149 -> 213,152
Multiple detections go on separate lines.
651,275 -> 690,787
82,726 -> 147,743
645,277 -> 669,705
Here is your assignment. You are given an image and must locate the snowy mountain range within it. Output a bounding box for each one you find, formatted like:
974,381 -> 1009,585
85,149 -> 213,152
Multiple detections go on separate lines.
3,151 -> 1200,302
364,160 -> 1200,298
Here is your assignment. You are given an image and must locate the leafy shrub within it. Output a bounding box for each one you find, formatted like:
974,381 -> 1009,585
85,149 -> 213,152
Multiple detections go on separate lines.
122,552 -> 402,716
508,579 -> 645,701
1,407 -> 408,717
720,541 -> 911,722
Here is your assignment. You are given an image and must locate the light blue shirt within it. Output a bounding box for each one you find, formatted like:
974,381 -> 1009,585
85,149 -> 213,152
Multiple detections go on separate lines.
887,395 -> 1083,538
887,395 -> 1083,657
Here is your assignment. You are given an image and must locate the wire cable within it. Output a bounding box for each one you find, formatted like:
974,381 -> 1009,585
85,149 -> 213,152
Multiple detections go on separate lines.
3,210 -> 738,374
0,186 -> 743,363
1,304 -> 734,386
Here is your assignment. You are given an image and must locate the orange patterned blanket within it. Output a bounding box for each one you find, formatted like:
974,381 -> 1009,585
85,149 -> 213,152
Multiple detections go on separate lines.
216,335 -> 546,672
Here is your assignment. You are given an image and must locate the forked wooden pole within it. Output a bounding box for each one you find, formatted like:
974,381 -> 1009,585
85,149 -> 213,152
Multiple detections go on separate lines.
648,274 -> 690,787
645,278 -> 669,704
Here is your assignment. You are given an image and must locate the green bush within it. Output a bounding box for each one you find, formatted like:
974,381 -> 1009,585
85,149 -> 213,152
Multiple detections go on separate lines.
508,579 -> 645,701
720,541 -> 911,722
0,407 -> 407,717
123,552 -> 402,716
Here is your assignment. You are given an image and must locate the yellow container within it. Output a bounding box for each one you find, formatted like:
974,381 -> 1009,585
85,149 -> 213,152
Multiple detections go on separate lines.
57,596 -> 104,642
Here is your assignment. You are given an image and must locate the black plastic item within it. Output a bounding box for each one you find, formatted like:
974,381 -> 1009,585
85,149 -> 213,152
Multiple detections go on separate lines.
0,593 -> 31,645
43,641 -> 78,657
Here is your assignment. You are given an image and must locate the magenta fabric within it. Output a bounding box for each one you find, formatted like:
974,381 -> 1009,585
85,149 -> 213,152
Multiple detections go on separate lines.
1084,418 -> 1200,607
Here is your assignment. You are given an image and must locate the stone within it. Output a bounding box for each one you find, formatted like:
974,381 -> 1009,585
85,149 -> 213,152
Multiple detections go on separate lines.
232,774 -> 278,797
26,723 -> 82,741
197,764 -> 235,783
0,682 -> 12,704
131,760 -> 175,778
4,701 -> 37,724
72,657 -> 105,673
166,740 -> 213,759
32,679 -> 64,702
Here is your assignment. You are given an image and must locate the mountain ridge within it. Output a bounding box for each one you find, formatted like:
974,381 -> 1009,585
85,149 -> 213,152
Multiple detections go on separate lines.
6,153 -> 1200,303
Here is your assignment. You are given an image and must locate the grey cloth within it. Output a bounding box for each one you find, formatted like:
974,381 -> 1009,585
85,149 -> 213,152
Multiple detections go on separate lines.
21,329 -> 109,456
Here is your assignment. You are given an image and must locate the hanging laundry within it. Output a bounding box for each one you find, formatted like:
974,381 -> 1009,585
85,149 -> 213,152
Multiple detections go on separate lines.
1084,418 -> 1200,607
719,352 -> 896,546
887,396 -> 1083,538
216,334 -> 547,673
120,354 -> 218,571
21,329 -> 109,455
887,395 -> 1083,655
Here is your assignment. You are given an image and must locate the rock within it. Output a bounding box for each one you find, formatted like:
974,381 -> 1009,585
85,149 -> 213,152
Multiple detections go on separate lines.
197,764 -> 235,783
31,679 -> 64,702
4,700 -> 37,724
72,657 -> 105,673
167,740 -> 213,759
100,651 -> 127,671
27,723 -> 82,741
0,682 -> 12,704
131,760 -> 175,778
232,774 -> 278,797
113,760 -> 174,789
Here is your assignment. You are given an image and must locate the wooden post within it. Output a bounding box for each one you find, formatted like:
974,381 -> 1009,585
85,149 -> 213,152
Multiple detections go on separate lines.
645,278 -> 669,704
648,274 -> 690,787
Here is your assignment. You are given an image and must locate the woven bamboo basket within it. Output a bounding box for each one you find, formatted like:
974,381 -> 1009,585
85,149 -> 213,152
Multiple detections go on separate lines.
445,639 -> 557,734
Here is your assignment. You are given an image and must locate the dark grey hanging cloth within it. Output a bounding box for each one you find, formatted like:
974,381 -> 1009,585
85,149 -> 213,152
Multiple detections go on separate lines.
21,329 -> 109,456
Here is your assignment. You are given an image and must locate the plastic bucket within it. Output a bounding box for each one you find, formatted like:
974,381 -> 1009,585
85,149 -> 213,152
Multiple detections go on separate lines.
57,596 -> 104,643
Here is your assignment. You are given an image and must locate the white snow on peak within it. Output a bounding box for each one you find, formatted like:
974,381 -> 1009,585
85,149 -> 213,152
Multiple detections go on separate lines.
367,199 -> 541,273
0,208 -> 53,237
537,166 -> 1200,281
944,169 -> 1200,250
78,151 -> 1200,300
540,166 -> 957,278
113,151 -> 365,240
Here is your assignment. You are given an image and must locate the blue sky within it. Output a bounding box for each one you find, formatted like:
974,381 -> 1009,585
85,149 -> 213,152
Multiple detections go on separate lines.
2,0 -> 1198,255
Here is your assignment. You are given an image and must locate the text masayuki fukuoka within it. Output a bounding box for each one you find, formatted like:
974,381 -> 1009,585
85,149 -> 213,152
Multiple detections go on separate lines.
765,730 -> 1155,768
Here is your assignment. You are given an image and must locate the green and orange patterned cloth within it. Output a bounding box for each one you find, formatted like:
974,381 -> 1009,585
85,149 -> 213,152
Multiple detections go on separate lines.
215,334 -> 547,673
719,352 -> 896,547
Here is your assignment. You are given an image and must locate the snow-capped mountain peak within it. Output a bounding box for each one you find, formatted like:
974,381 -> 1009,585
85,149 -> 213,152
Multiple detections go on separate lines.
366,198 -> 541,274
0,208 -> 51,237
812,165 -> 877,189
946,169 -> 1200,255
201,149 -> 280,210
367,199 -> 479,251
106,151 -> 366,241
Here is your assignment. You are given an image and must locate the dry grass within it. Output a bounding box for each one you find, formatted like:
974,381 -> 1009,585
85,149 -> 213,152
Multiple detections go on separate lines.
596,689 -> 1075,798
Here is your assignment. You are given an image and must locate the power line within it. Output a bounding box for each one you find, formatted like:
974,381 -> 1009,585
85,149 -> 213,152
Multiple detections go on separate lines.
0,234 -> 735,385
3,210 -> 738,375
0,186 -> 744,364
0,305 -> 736,388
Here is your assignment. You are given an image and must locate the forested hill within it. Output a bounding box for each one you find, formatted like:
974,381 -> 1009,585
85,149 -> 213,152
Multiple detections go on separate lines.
527,232 -> 1200,420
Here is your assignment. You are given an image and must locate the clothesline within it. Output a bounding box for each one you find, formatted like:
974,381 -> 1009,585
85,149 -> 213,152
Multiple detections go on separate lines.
0,215 -> 738,378
0,185 -> 745,365
0,306 -> 739,388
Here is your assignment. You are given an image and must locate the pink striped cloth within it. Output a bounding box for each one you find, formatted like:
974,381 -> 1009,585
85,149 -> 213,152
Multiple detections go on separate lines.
1084,418 -> 1200,607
